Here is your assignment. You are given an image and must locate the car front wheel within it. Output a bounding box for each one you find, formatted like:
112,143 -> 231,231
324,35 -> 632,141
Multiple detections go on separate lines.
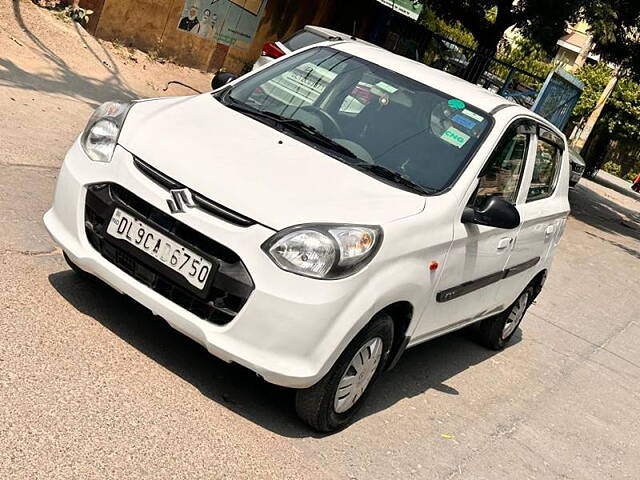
295,312 -> 393,432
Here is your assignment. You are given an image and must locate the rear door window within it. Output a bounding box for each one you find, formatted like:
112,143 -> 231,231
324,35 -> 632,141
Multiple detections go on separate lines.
282,30 -> 326,51
527,136 -> 562,201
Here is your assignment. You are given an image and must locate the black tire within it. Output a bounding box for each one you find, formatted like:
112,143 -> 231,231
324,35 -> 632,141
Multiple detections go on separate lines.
63,252 -> 92,279
476,285 -> 534,350
295,312 -> 394,433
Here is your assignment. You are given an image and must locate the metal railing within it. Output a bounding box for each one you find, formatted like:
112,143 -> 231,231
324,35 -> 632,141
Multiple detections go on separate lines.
381,18 -> 546,107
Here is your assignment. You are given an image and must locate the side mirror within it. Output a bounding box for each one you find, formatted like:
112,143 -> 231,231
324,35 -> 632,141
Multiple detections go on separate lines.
462,196 -> 520,229
211,71 -> 238,90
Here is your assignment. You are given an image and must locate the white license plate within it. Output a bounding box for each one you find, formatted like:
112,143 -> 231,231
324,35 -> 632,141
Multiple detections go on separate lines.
106,208 -> 213,290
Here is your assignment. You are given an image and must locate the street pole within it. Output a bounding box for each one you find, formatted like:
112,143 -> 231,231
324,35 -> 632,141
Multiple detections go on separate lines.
572,65 -> 621,152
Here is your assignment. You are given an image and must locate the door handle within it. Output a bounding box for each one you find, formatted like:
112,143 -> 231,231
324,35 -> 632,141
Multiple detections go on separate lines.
545,225 -> 555,236
497,237 -> 513,250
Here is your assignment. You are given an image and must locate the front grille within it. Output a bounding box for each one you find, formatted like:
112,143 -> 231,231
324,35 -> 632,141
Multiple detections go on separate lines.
132,157 -> 256,227
84,183 -> 254,325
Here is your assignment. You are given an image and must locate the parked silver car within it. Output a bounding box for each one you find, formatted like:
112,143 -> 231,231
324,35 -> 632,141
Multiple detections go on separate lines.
568,148 -> 586,187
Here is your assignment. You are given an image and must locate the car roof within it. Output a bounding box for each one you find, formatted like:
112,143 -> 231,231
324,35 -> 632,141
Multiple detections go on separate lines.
331,42 -> 515,112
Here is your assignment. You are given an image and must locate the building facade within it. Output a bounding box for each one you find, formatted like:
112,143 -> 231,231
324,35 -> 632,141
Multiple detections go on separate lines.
76,0 -> 404,73
554,22 -> 599,72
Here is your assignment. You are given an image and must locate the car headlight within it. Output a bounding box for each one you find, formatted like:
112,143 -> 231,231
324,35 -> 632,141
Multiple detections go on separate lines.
262,224 -> 382,279
80,101 -> 132,163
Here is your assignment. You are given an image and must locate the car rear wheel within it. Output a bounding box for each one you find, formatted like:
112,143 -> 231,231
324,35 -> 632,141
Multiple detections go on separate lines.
476,286 -> 534,350
295,312 -> 393,432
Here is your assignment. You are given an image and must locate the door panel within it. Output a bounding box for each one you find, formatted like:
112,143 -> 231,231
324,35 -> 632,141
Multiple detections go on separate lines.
411,222 -> 513,341
413,125 -> 531,342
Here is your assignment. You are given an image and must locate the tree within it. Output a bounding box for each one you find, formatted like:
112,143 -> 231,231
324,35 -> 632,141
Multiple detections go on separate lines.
426,0 -> 583,81
572,63 -> 614,121
606,77 -> 640,143
585,1 -> 640,79
575,62 -> 623,151
499,36 -> 554,79
580,74 -> 640,178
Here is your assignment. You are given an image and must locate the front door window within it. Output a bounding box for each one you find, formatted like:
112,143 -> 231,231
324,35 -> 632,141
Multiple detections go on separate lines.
474,131 -> 529,207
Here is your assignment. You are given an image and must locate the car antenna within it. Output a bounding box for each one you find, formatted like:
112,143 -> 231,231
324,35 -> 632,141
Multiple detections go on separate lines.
351,20 -> 357,40
162,80 -> 202,94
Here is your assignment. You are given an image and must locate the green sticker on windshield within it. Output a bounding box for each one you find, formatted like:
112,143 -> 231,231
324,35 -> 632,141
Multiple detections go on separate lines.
375,81 -> 398,94
448,99 -> 466,110
440,127 -> 470,148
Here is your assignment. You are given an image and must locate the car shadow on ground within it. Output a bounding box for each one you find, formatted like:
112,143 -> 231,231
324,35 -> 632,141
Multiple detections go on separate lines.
569,182 -> 640,245
1,1 -> 137,106
49,269 -> 512,438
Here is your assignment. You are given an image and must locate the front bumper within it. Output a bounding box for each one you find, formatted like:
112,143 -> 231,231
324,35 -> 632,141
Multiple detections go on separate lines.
44,142 -> 375,388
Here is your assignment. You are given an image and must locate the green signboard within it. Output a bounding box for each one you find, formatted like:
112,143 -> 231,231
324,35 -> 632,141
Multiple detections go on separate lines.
376,0 -> 424,20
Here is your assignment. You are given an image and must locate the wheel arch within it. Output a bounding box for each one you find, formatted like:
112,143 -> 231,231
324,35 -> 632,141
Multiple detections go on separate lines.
529,268 -> 548,301
375,300 -> 414,371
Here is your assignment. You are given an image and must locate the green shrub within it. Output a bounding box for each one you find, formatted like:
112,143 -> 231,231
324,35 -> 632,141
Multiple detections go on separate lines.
602,161 -> 621,177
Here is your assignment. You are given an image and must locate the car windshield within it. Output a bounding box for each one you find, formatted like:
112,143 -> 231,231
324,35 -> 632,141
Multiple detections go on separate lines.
224,47 -> 491,193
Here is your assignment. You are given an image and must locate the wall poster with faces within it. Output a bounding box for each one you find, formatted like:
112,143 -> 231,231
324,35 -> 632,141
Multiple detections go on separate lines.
177,0 -> 266,49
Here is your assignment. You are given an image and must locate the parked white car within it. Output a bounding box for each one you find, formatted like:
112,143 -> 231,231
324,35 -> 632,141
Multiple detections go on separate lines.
252,25 -> 372,70
45,41 -> 570,432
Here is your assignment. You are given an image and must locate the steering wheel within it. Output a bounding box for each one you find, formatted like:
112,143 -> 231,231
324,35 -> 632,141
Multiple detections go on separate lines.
299,106 -> 344,138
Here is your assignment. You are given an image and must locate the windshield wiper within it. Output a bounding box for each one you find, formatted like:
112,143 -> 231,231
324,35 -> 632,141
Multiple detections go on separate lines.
221,96 -> 433,194
277,119 -> 359,160
352,163 -> 435,195
222,97 -> 287,123
222,96 -> 358,160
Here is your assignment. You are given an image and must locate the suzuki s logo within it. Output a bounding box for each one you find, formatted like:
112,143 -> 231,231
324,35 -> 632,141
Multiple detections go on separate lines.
167,188 -> 196,214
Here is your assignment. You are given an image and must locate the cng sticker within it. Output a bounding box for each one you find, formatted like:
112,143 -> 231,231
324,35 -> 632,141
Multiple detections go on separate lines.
440,127 -> 470,148
447,98 -> 466,110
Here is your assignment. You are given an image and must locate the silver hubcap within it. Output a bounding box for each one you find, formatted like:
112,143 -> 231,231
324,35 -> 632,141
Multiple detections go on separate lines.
333,337 -> 383,414
502,291 -> 529,339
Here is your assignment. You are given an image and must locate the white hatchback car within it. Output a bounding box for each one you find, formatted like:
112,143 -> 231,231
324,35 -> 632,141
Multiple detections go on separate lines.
252,25 -> 373,70
45,42 -> 570,432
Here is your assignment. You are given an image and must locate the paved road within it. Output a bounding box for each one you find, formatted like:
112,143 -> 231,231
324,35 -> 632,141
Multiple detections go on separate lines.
2,3 -> 639,479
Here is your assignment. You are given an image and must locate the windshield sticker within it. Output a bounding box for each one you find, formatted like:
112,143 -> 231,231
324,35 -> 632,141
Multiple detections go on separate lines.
447,99 -> 466,110
375,81 -> 398,94
440,127 -> 471,148
462,109 -> 484,122
452,113 -> 477,130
